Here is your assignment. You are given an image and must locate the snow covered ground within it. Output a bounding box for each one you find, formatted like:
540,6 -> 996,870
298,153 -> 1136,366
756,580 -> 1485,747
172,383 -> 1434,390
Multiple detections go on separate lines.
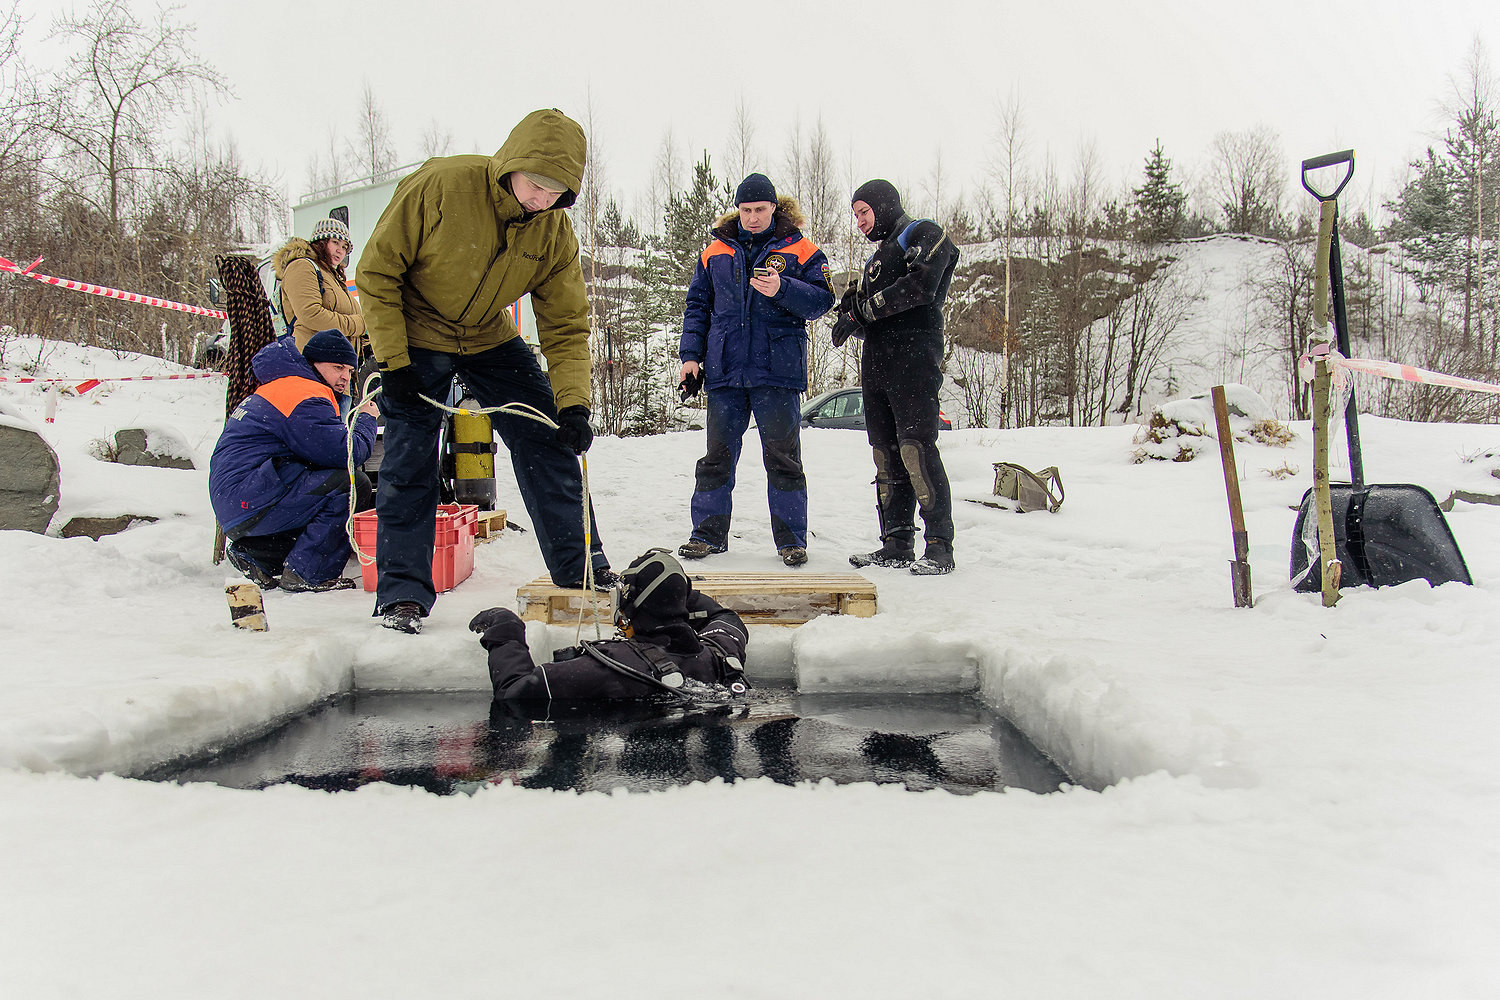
4,336 -> 1500,998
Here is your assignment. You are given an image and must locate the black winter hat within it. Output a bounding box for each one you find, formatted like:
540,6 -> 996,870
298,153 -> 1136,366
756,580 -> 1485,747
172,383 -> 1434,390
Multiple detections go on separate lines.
301,329 -> 358,368
852,179 -> 905,242
735,173 -> 777,206
617,548 -> 691,631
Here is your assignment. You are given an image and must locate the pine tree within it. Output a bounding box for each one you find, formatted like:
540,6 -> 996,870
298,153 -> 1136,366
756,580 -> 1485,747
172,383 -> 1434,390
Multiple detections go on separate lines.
1389,148 -> 1467,299
1131,141 -> 1186,245
619,152 -> 730,435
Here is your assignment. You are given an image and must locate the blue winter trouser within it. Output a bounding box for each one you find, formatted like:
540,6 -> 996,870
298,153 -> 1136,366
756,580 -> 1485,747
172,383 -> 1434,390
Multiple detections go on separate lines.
375,338 -> 607,613
689,387 -> 807,550
225,467 -> 354,584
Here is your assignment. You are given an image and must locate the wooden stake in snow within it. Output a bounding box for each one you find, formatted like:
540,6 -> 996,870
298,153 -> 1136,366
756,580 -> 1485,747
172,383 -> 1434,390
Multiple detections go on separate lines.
1211,386 -> 1253,608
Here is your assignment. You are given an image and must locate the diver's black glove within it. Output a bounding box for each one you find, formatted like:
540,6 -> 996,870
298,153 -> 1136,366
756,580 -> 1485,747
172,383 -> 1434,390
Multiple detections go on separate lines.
554,405 -> 594,454
469,607 -> 525,641
831,311 -> 864,348
678,368 -> 704,402
377,365 -> 425,405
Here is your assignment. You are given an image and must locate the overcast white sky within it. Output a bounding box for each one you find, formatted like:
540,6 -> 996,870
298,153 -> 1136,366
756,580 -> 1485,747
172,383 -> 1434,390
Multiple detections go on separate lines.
21,0 -> 1500,231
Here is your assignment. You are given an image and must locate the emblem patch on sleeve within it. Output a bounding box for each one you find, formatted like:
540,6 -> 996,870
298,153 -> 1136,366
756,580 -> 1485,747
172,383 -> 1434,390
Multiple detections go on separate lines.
820,262 -> 833,292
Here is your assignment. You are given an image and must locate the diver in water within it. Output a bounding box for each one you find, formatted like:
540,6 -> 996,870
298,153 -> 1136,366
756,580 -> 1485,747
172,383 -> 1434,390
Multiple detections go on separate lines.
471,549 -> 750,702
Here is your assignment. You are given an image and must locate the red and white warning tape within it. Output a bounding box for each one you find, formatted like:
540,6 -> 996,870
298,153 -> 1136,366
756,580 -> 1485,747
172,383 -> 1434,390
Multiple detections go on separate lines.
1298,345 -> 1500,397
0,254 -> 228,320
0,372 -> 225,393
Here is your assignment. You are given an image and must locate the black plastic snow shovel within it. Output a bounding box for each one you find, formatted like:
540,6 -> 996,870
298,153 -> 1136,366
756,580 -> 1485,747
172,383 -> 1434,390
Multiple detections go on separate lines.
1290,150 -> 1471,594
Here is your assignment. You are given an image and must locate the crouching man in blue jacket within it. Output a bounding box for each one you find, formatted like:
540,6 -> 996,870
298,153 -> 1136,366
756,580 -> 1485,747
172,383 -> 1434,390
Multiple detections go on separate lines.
209,329 -> 378,592
472,549 -> 749,702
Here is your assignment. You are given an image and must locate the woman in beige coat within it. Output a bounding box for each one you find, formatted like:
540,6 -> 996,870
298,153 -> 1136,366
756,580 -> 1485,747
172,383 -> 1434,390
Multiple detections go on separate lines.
273,217 -> 366,355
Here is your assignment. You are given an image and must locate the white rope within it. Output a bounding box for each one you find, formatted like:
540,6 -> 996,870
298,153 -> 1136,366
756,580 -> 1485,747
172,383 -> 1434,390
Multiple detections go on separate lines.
345,376 -> 604,638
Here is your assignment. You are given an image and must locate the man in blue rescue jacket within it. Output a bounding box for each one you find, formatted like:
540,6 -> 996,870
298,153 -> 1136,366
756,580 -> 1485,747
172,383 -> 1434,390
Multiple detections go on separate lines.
677,173 -> 835,567
210,329 -> 378,592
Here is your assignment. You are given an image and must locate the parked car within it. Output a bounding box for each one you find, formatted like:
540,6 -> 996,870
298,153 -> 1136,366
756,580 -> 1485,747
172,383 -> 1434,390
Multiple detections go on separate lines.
800,387 -> 952,431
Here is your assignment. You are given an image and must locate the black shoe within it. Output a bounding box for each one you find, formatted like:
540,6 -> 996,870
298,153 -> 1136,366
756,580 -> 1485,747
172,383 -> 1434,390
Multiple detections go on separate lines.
226,543 -> 279,589
910,542 -> 955,576
280,567 -> 357,593
849,545 -> 915,569
561,567 -> 617,592
778,546 -> 808,567
381,601 -> 425,634
678,538 -> 727,560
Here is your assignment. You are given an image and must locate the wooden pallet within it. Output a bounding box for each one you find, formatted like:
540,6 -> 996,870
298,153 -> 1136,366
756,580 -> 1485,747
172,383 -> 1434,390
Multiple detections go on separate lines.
516,571 -> 877,626
474,509 -> 508,542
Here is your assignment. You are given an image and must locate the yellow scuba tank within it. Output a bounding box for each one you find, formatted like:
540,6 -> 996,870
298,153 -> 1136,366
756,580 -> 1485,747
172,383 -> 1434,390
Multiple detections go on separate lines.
448,398 -> 497,510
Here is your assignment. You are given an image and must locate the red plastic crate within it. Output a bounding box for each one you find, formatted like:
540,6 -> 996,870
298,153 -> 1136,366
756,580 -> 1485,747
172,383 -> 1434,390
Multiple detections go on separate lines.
350,504 -> 478,593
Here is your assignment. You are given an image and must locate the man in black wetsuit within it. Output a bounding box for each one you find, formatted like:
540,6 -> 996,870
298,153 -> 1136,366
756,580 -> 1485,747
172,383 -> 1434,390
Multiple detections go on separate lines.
831,179 -> 960,575
471,549 -> 749,701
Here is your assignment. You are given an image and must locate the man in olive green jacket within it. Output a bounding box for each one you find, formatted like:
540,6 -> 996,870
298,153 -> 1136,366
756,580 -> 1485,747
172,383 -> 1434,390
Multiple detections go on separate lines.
358,108 -> 613,634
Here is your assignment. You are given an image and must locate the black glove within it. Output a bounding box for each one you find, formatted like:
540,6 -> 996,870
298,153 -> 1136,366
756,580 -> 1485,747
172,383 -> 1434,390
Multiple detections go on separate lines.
377,365 -> 425,405
469,606 -> 525,640
678,369 -> 704,402
554,405 -> 594,454
831,311 -> 864,348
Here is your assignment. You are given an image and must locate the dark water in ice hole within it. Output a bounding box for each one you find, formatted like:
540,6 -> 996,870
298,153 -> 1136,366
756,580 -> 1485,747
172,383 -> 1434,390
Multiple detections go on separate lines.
151,689 -> 1070,796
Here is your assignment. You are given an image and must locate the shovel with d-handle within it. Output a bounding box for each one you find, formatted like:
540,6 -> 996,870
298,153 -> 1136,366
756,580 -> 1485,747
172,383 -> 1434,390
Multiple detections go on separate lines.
1301,150 -> 1358,607
1300,149 -> 1364,488
1210,385 -> 1253,608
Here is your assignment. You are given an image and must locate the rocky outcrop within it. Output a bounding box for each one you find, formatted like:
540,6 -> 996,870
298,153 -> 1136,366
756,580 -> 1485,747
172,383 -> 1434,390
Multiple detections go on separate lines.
0,401 -> 60,534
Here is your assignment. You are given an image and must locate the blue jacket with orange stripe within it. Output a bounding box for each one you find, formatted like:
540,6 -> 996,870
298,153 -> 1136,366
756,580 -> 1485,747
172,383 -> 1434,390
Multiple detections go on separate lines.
679,203 -> 835,392
208,335 -> 377,531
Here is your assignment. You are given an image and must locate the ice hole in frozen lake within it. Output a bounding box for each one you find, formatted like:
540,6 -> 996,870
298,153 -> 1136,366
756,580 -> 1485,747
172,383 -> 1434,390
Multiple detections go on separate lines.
148,689 -> 1071,796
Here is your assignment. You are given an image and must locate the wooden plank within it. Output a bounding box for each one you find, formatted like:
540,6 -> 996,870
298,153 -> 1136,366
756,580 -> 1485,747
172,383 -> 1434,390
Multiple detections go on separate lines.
474,509 -> 508,541
516,571 -> 877,626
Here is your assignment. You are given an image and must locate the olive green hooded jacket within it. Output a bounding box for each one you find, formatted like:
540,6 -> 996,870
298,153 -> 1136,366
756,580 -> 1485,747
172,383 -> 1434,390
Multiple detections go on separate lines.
357,109 -> 592,410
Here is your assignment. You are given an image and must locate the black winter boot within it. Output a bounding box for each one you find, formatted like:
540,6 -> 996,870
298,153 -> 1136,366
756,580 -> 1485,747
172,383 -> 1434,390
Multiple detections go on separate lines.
381,601 -> 426,634
909,540 -> 955,576
678,538 -> 727,560
849,540 -> 916,569
225,543 -> 279,589
906,542 -> 954,575
280,567 -> 357,593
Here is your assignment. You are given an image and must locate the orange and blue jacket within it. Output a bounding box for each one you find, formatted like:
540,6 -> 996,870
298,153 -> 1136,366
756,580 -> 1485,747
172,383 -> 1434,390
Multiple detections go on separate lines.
208,335 -> 376,530
679,213 -> 834,392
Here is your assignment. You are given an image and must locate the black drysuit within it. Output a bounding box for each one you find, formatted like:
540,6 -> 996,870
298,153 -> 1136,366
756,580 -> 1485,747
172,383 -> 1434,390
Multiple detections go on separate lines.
478,592 -> 749,702
838,208 -> 960,551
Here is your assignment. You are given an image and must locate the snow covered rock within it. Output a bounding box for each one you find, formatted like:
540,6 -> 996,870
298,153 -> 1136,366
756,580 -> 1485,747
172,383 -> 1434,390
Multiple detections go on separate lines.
0,399 -> 60,533
110,426 -> 196,470
1133,384 -> 1291,462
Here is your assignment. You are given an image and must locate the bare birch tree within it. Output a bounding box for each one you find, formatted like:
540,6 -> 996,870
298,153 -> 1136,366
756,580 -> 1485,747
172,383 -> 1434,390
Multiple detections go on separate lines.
46,0 -> 225,230
348,79 -> 398,182
726,95 -> 757,181
1206,124 -> 1286,236
985,90 -> 1027,425
418,118 -> 453,159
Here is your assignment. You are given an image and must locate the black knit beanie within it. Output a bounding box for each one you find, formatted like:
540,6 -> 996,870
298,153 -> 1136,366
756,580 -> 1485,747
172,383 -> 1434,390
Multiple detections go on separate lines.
735,173 -> 778,206
301,329 -> 358,368
852,179 -> 905,242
